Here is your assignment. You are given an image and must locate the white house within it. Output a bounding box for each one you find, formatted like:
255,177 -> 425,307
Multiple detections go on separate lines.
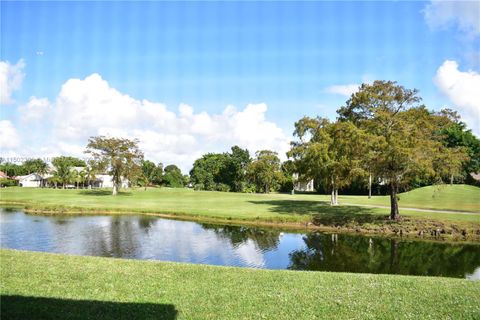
16,173 -> 44,187
292,173 -> 315,192
94,174 -> 129,189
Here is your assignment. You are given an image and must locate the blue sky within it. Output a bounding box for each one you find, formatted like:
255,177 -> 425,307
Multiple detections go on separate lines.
1,1 -> 479,170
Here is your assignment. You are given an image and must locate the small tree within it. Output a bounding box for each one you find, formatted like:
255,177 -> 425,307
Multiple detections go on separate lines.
85,136 -> 144,195
52,156 -> 76,189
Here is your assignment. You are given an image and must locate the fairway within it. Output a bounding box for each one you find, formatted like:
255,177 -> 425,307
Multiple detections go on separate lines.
1,249 -> 479,320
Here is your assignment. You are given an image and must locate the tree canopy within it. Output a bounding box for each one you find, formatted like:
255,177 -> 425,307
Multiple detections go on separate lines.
85,136 -> 144,195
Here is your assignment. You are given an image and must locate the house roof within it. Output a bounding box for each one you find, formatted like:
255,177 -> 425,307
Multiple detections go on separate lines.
15,173 -> 43,181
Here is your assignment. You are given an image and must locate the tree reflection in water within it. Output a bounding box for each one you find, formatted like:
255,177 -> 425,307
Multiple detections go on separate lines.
201,224 -> 281,251
288,232 -> 480,277
85,216 -> 139,258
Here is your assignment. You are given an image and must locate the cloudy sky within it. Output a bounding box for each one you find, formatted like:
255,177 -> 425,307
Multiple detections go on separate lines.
1,1 -> 479,172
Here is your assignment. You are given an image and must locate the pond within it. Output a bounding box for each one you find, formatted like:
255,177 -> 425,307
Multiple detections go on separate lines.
1,208 -> 479,279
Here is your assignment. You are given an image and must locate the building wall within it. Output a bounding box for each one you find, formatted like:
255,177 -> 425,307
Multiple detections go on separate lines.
19,177 -> 42,187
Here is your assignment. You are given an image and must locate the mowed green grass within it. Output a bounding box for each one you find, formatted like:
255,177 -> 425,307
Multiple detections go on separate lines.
1,249 -> 479,320
0,185 -> 479,223
338,184 -> 480,213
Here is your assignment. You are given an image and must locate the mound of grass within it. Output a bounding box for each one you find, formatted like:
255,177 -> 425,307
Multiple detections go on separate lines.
340,184 -> 480,212
1,249 -> 479,319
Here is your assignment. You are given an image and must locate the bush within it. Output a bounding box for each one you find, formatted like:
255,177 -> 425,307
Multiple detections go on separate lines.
215,183 -> 230,192
194,183 -> 204,191
0,179 -> 18,187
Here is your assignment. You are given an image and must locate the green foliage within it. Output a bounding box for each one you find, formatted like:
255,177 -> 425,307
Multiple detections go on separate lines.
289,118 -> 368,203
85,136 -> 144,195
22,159 -> 48,175
246,150 -> 283,193
140,160 -> 163,188
190,146 -> 251,192
190,153 -> 230,190
335,81 -> 469,219
0,163 -> 28,177
163,164 -> 184,188
436,109 -> 480,178
51,157 -> 77,188
0,178 -> 18,187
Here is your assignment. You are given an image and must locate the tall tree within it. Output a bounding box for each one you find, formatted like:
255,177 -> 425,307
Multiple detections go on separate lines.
337,81 -> 449,220
163,164 -> 185,188
23,158 -> 48,175
190,153 -> 229,191
289,117 -> 367,205
85,136 -> 144,195
436,109 -> 480,180
246,150 -> 282,193
140,160 -> 157,190
224,146 -> 251,192
52,156 -> 76,189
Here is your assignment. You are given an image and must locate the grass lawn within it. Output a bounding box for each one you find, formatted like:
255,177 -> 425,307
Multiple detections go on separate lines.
338,184 -> 480,213
1,185 -> 479,240
1,249 -> 479,319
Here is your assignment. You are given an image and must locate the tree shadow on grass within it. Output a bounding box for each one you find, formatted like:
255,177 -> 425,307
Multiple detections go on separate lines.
249,200 -> 388,227
78,189 -> 132,196
1,295 -> 177,320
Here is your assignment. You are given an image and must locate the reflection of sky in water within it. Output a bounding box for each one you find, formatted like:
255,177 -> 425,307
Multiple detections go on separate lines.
1,208 -> 479,279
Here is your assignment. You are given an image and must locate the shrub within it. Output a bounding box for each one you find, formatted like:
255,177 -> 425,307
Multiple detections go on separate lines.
0,179 -> 18,187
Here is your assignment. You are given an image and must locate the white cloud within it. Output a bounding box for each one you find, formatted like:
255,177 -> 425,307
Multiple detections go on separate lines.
0,120 -> 20,149
434,60 -> 480,135
424,0 -> 480,36
324,84 -> 360,97
3,73 -> 290,172
0,59 -> 25,104
19,96 -> 52,122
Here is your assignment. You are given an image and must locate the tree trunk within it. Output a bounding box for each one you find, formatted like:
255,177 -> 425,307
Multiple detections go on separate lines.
450,174 -> 454,186
368,174 -> 372,199
335,189 -> 338,205
389,181 -> 399,220
330,177 -> 335,206
112,183 -> 118,196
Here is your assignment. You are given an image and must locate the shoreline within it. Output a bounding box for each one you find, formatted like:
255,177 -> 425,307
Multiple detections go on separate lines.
2,201 -> 479,243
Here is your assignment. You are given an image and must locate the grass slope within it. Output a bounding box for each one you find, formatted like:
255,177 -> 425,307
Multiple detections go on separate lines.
1,249 -> 479,320
339,184 -> 480,213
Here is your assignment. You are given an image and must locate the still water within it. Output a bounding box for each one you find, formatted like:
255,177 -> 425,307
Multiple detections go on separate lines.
1,208 -> 479,279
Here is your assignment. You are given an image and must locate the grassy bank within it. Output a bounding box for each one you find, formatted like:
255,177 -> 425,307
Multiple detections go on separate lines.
1,249 -> 479,319
1,185 -> 479,241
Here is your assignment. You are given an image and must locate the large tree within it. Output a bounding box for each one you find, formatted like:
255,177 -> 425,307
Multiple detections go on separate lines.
289,117 -> 368,205
85,136 -> 143,195
246,150 -> 283,193
337,81 -> 463,220
140,160 -> 163,189
163,164 -> 185,188
51,156 -> 78,189
23,158 -> 48,175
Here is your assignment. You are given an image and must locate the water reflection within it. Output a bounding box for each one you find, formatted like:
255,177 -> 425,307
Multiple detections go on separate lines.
288,233 -> 480,278
200,224 -> 281,251
1,208 -> 479,278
